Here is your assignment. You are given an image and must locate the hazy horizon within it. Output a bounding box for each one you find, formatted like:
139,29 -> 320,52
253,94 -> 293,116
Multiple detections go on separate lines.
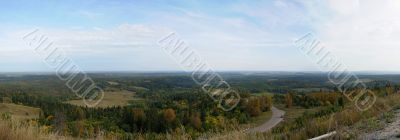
1,70 -> 400,75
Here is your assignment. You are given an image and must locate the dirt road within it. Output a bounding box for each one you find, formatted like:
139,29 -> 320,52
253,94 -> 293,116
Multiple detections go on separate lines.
247,106 -> 285,133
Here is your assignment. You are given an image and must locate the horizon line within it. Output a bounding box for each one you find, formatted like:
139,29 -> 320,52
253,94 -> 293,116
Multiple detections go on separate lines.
1,70 -> 400,74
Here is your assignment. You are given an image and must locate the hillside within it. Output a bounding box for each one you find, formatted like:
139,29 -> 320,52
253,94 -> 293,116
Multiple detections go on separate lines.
0,103 -> 41,120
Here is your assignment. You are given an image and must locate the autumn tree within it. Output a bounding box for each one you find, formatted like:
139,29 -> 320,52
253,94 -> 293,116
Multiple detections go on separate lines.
285,92 -> 293,108
190,113 -> 202,130
386,83 -> 394,96
246,98 -> 261,116
163,108 -> 176,123
132,108 -> 146,130
260,95 -> 273,111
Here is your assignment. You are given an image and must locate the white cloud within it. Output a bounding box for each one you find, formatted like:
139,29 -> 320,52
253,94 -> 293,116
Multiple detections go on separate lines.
298,0 -> 400,71
9,0 -> 400,71
0,24 -> 180,71
29,24 -> 173,54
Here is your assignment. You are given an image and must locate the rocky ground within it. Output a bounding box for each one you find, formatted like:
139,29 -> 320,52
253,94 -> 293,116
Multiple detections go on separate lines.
362,109 -> 400,139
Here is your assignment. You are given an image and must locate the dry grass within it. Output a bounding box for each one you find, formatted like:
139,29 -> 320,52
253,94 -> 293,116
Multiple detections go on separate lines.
337,93 -> 400,139
65,90 -> 143,108
0,119 -> 65,140
0,103 -> 41,120
0,116 -> 294,140
275,104 -> 324,122
239,111 -> 273,130
0,117 -> 128,140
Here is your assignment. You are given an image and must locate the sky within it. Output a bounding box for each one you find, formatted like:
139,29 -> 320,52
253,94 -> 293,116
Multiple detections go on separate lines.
1,0 -> 400,72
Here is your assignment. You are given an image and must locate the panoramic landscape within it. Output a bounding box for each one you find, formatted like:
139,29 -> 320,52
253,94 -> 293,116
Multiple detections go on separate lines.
1,0 -> 400,140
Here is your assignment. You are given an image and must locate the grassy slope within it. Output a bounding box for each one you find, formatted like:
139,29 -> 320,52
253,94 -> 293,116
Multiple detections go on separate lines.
275,104 -> 324,122
0,103 -> 41,120
250,111 -> 273,127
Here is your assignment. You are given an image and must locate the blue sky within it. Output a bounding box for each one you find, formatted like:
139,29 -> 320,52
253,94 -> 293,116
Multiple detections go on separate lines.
1,0 -> 400,72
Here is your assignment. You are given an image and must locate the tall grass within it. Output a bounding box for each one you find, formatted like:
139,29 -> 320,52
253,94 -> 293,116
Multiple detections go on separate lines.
0,119 -> 64,140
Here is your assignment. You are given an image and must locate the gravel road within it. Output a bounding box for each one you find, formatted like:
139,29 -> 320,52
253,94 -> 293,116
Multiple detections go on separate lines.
247,106 -> 285,133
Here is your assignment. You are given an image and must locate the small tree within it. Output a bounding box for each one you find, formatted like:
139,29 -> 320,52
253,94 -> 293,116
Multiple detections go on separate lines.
132,108 -> 146,130
163,108 -> 176,123
246,98 -> 261,117
285,92 -> 293,108
190,114 -> 202,130
386,83 -> 394,96
265,96 -> 273,111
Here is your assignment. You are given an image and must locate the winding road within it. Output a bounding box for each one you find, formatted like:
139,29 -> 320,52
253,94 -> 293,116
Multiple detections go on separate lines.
247,106 -> 285,133
208,106 -> 285,139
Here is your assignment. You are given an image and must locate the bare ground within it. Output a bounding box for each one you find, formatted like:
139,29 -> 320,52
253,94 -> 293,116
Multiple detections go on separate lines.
362,109 -> 400,139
